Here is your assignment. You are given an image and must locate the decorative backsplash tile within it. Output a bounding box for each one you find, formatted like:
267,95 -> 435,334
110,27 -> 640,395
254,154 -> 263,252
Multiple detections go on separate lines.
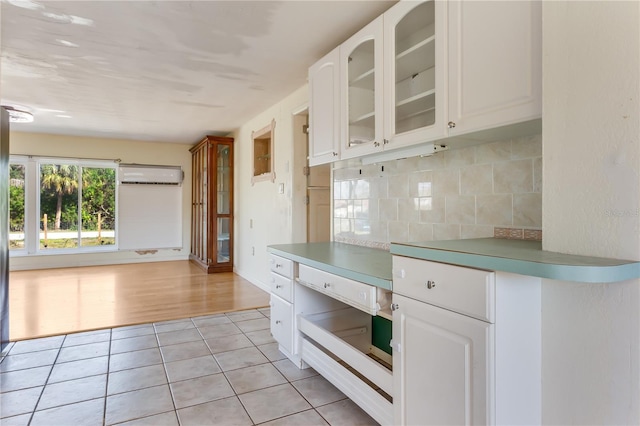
333,134 -> 543,246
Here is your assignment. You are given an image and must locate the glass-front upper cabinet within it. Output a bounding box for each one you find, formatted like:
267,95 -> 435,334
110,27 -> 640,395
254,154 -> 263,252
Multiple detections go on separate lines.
383,0 -> 447,149
340,17 -> 384,160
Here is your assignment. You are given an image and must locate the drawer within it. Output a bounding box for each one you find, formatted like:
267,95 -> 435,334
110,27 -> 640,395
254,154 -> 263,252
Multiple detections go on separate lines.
298,264 -> 377,315
270,272 -> 293,303
270,295 -> 293,354
269,254 -> 293,279
392,255 -> 495,323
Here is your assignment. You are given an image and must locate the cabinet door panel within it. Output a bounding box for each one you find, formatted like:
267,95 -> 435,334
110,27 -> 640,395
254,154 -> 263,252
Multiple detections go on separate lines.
309,47 -> 340,166
393,294 -> 493,425
340,17 -> 384,160
383,0 -> 447,149
447,0 -> 542,135
271,295 -> 293,354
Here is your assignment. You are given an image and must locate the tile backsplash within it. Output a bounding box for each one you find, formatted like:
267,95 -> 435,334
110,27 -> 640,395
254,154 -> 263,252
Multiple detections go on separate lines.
333,134 -> 542,248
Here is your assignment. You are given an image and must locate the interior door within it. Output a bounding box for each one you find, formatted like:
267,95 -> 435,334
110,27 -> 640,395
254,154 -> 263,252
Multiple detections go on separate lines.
307,186 -> 330,242
1,107 -> 10,352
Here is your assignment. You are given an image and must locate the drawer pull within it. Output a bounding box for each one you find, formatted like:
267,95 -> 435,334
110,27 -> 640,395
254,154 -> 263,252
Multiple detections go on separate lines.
275,263 -> 282,268
323,282 -> 331,289
390,303 -> 399,311
426,280 -> 436,289
275,320 -> 282,325
275,285 -> 282,289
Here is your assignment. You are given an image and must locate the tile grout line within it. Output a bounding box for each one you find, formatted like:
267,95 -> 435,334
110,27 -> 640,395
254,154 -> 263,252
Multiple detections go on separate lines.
25,333 -> 68,425
102,328 -> 112,426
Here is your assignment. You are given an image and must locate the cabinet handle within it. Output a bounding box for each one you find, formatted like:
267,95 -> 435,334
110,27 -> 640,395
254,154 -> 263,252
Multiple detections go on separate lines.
275,264 -> 282,268
275,320 -> 281,325
275,285 -> 282,289
391,303 -> 399,311
332,152 -> 338,157
323,282 -> 331,289
383,139 -> 389,145
426,280 -> 436,289
373,141 -> 380,147
448,121 -> 456,129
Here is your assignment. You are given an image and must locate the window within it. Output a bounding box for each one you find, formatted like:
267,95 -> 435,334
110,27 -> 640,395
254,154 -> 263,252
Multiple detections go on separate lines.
9,163 -> 25,250
8,156 -> 117,255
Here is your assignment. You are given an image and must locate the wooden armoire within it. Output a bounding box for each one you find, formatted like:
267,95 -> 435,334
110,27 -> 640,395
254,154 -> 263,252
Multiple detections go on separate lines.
189,136 -> 234,273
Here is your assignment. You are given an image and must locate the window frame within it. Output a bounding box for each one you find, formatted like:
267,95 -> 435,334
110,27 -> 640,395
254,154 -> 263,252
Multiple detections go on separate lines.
8,155 -> 119,257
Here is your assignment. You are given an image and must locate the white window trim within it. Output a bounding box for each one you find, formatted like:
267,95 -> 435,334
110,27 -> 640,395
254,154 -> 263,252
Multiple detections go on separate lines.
9,155 -> 119,257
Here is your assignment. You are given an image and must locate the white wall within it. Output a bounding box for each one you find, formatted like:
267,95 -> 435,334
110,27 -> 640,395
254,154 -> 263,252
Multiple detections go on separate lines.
542,1 -> 640,423
9,132 -> 192,270
232,85 -> 308,292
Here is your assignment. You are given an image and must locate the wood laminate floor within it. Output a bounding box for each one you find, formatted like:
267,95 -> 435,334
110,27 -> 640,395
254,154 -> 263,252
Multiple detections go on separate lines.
8,261 -> 270,341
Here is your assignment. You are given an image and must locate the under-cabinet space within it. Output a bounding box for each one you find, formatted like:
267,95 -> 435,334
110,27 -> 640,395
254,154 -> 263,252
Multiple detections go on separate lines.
301,338 -> 393,426
298,308 -> 393,395
298,307 -> 393,426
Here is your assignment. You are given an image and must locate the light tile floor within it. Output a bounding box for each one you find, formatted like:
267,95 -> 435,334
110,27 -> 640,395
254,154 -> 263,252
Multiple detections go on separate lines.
0,308 -> 379,425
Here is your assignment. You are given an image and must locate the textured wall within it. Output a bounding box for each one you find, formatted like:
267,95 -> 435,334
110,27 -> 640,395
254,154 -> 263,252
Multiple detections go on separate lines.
333,135 -> 542,247
232,85 -> 308,292
542,1 -> 640,424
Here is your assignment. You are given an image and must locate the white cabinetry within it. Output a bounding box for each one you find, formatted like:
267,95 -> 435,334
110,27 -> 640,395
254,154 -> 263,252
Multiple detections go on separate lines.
309,0 -> 541,164
308,47 -> 340,166
392,255 -> 542,425
446,0 -> 542,136
393,293 -> 492,425
268,254 -> 295,356
383,0 -> 447,150
340,17 -> 384,160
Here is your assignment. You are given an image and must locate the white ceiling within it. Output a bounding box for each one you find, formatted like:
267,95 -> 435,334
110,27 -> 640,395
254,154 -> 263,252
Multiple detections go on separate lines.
1,0 -> 395,144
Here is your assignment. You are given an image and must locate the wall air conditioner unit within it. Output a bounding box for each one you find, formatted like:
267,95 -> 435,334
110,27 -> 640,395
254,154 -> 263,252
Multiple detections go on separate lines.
118,164 -> 183,185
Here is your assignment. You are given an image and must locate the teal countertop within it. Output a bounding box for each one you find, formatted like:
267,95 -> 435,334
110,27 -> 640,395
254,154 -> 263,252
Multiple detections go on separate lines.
391,238 -> 640,283
268,242 -> 393,290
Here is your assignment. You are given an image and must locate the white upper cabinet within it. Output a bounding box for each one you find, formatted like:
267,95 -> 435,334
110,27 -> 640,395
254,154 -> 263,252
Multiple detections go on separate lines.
446,0 -> 542,135
340,17 -> 384,160
308,47 -> 340,166
383,0 -> 447,150
308,0 -> 542,164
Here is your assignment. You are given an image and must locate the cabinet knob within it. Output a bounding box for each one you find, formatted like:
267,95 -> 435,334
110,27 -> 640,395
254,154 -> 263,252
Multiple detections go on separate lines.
373,141 -> 380,147
383,139 -> 389,145
332,152 -> 338,157
391,303 -> 399,311
426,280 -> 436,289
275,320 -> 281,325
275,284 -> 282,289
275,263 -> 282,268
323,282 -> 331,289
448,121 -> 456,129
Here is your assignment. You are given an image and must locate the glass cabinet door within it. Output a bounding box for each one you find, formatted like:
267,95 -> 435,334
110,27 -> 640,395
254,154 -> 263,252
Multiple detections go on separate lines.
384,0 -> 446,148
341,17 -> 383,160
216,144 -> 231,264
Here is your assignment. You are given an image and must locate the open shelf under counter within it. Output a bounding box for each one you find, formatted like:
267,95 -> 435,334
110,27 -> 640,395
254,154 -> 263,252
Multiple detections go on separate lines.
297,307 -> 393,425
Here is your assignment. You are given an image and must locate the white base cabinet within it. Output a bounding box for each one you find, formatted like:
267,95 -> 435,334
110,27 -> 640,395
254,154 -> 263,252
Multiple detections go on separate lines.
392,256 -> 542,425
393,293 -> 492,425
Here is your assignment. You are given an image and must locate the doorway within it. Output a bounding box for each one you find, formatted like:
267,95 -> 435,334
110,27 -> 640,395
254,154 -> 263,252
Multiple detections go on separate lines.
291,107 -> 331,243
